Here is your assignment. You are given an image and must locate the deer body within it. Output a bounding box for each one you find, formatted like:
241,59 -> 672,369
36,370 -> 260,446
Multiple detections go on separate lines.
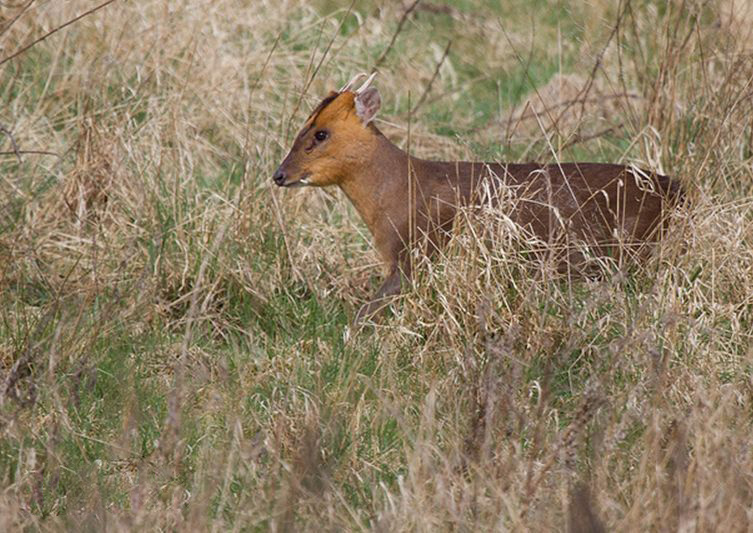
274,74 -> 683,320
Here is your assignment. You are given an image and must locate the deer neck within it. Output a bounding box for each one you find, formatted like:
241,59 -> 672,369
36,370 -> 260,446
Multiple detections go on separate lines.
337,130 -> 413,240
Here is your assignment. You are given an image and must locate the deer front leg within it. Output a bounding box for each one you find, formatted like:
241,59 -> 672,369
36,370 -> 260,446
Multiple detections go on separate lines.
354,264 -> 404,324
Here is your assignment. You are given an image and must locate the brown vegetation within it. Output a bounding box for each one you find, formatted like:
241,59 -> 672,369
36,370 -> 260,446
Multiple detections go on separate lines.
1,0 -> 752,530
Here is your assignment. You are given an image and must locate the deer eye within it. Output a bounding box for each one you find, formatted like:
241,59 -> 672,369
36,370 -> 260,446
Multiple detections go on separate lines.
314,130 -> 328,142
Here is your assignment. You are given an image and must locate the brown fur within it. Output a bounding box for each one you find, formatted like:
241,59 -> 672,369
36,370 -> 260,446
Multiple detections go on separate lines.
275,90 -> 684,320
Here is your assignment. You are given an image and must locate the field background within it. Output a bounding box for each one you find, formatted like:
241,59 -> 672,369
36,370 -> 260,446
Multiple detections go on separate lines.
1,0 -> 752,530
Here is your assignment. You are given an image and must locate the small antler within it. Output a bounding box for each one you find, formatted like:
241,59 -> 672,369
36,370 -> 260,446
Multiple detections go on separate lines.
355,72 -> 377,94
339,73 -> 368,92
339,72 -> 378,93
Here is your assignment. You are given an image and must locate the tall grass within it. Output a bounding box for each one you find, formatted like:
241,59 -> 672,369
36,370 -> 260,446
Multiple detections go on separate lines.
1,0 -> 752,530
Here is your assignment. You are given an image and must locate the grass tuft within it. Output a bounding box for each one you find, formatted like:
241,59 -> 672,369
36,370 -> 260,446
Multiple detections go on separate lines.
1,0 -> 752,529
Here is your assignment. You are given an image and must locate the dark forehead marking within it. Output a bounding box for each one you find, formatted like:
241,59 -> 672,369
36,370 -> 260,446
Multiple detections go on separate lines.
309,92 -> 340,121
298,92 -> 340,137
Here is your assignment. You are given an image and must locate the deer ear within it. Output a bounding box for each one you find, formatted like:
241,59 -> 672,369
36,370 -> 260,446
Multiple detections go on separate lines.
355,87 -> 381,125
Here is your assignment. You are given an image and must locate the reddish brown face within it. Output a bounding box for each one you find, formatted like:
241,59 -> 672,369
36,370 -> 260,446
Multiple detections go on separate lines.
273,83 -> 382,188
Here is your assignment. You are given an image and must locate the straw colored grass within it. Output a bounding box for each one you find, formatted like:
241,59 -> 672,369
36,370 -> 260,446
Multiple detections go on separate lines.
1,0 -> 752,530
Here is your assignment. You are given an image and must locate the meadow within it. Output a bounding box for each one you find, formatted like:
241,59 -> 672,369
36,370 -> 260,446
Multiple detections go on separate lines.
1,0 -> 752,530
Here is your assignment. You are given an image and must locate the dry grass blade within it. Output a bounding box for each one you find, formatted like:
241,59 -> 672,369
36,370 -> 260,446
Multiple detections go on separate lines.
374,0 -> 422,69
0,0 -> 751,530
0,0 -> 122,68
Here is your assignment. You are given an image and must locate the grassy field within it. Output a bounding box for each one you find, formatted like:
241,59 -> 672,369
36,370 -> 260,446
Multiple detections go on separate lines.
1,0 -> 752,530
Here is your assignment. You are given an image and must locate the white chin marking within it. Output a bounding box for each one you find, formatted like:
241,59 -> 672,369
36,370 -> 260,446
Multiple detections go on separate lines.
300,177 -> 310,185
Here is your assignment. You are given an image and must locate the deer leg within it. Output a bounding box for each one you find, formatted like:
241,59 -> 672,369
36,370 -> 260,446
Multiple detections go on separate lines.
354,264 -> 404,323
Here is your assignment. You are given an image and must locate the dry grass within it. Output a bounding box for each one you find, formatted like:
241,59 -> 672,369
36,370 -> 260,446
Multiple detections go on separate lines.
1,0 -> 752,530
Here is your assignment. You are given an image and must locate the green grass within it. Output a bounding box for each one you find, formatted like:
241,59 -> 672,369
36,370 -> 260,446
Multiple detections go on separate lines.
1,0 -> 753,530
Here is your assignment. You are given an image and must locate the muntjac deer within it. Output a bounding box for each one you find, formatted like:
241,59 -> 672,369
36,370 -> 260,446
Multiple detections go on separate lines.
273,73 -> 684,321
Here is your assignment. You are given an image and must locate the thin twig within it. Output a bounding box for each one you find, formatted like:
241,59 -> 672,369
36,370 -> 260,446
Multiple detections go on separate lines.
411,74 -> 488,112
415,1 -> 452,16
499,93 -> 639,129
0,0 -> 122,68
0,0 -> 36,38
574,0 -> 632,123
374,0 -> 421,69
302,0 -> 357,96
0,124 -> 22,163
411,40 -> 452,116
0,149 -> 60,158
504,15 -> 538,146
560,123 -> 624,151
285,0 -> 356,140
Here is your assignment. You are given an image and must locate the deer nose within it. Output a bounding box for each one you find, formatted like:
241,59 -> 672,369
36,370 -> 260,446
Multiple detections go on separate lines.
273,168 -> 286,186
